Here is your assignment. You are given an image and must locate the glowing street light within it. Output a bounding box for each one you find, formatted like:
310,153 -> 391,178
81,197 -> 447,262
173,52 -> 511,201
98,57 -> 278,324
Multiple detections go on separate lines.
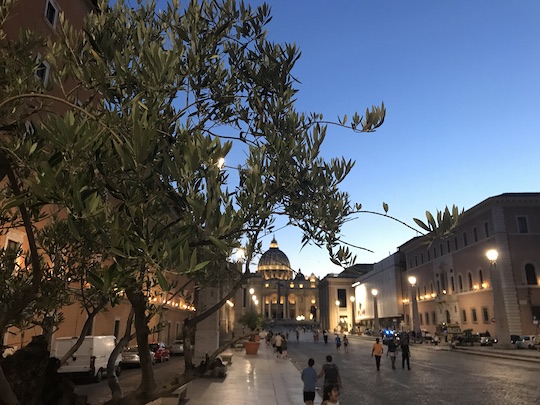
372,289 -> 379,334
408,276 -> 421,341
485,249 -> 511,348
335,300 -> 340,330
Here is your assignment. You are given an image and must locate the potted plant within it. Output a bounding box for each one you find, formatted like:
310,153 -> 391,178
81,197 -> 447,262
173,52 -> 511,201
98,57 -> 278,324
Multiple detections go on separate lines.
238,309 -> 263,355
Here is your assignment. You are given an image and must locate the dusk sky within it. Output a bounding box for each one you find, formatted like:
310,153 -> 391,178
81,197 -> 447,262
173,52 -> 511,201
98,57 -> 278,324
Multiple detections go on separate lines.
153,1 -> 540,278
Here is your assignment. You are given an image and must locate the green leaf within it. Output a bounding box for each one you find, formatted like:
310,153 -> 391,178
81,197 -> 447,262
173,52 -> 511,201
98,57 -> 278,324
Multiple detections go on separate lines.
413,218 -> 431,232
209,235 -> 228,251
382,202 -> 389,214
156,270 -> 169,291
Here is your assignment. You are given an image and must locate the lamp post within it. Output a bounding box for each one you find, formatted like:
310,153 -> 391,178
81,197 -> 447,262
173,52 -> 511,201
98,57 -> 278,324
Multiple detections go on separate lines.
486,249 -> 512,349
408,276 -> 421,342
350,296 -> 356,333
335,300 -> 340,331
371,289 -> 380,334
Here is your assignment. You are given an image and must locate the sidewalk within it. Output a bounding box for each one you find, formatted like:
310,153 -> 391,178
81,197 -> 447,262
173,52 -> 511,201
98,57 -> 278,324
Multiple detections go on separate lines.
183,340 -> 322,405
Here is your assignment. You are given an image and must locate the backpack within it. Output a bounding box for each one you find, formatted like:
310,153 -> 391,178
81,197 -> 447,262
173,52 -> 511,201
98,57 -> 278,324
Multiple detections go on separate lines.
324,364 -> 339,383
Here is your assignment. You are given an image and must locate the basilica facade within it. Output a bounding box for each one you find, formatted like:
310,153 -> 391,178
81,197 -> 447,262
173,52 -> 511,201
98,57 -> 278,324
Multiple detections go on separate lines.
245,238 -> 319,323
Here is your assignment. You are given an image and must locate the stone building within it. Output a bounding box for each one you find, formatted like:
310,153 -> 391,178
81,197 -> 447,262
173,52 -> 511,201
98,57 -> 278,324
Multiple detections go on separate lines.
244,238 -> 320,325
398,193 -> 540,343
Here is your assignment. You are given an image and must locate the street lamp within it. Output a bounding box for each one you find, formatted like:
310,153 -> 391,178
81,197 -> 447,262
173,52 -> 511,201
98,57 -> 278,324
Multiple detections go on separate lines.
408,276 -> 421,342
350,296 -> 356,333
335,300 -> 340,331
371,289 -> 380,334
485,249 -> 511,348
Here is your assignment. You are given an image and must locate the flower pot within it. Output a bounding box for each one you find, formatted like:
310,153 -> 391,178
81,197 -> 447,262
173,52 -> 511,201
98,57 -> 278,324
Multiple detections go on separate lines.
244,341 -> 260,355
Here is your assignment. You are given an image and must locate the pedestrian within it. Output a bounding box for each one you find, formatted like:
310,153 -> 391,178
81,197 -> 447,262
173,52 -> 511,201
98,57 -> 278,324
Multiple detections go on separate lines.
280,335 -> 288,359
371,337 -> 384,371
318,355 -> 341,391
323,330 -> 329,345
335,334 -> 341,352
343,335 -> 349,354
321,383 -> 341,405
296,329 -> 300,343
387,337 -> 398,369
301,358 -> 318,405
401,342 -> 411,370
274,333 -> 283,357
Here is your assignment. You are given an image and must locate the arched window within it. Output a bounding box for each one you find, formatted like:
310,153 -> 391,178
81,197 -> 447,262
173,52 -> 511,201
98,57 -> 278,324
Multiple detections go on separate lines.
468,273 -> 473,290
430,283 -> 434,294
423,285 -> 427,296
479,269 -> 484,285
525,263 -> 538,285
458,275 -> 463,292
451,276 -> 455,293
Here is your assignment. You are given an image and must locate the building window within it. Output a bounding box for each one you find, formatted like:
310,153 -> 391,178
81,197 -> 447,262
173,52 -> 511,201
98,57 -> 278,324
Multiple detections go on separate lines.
517,216 -> 529,233
45,0 -> 59,28
473,227 -> 478,242
525,263 -> 538,285
458,275 -> 463,292
425,312 -> 430,325
479,269 -> 484,286
409,259 -> 412,269
454,237 -> 458,250
471,308 -> 478,323
482,307 -> 489,323
421,253 -> 424,264
463,232 -> 468,247
415,256 -> 418,267
337,289 -> 347,308
35,59 -> 51,85
419,313 -> 423,325
440,244 -> 443,256
114,319 -> 120,339
427,250 -> 430,261
447,240 -> 451,253
433,247 -> 437,259
461,309 -> 467,323
451,276 -> 455,293
484,222 -> 490,237
431,311 -> 436,324
468,273 -> 473,290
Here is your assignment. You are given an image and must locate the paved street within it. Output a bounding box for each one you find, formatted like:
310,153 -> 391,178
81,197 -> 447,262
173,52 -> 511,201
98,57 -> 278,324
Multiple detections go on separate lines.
74,356 -> 185,405
287,333 -> 540,405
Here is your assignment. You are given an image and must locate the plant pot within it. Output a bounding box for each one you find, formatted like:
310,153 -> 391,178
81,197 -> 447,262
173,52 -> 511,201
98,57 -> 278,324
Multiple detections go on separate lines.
244,341 -> 260,355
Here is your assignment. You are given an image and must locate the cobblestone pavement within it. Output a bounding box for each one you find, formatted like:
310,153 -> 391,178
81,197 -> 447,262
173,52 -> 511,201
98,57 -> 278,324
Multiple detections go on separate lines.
287,331 -> 540,405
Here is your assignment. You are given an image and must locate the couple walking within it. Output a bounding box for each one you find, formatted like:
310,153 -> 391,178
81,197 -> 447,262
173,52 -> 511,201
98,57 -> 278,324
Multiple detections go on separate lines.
301,355 -> 341,405
371,337 -> 411,371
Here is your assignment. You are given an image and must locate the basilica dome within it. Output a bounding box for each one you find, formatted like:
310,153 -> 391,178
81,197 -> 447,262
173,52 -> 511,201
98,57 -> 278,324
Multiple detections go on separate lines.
257,237 -> 292,280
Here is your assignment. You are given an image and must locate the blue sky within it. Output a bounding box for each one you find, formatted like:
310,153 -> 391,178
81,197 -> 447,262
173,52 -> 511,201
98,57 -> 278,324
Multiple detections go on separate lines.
151,1 -> 540,278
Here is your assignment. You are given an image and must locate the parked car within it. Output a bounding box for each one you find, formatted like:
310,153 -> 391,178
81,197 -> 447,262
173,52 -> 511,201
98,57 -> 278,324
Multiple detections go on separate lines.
54,335 -> 122,382
149,342 -> 170,362
170,340 -> 184,356
122,346 -> 155,367
477,333 -> 498,346
515,335 -> 537,349
510,335 -> 521,344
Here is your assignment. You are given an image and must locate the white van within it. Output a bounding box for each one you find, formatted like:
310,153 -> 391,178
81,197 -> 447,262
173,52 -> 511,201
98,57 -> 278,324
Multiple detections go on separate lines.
54,335 -> 122,382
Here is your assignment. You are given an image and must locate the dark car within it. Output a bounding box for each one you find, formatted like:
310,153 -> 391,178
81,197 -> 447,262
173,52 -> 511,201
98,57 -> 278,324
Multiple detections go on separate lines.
510,335 -> 521,344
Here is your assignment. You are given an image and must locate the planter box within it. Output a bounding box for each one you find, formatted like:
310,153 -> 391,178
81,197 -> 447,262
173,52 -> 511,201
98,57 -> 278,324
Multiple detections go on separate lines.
244,341 -> 260,355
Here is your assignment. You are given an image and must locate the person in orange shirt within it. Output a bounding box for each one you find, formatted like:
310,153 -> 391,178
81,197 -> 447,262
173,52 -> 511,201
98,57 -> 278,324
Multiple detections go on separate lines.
371,338 -> 384,371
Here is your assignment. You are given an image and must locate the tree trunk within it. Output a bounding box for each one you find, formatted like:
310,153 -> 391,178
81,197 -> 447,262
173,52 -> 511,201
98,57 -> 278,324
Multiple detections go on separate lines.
0,366 -> 20,405
126,289 -> 156,402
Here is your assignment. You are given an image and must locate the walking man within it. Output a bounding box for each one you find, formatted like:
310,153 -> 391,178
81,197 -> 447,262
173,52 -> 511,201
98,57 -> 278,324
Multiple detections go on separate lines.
371,337 -> 384,371
387,337 -> 398,369
343,335 -> 349,354
323,330 -> 329,345
301,358 -> 317,405
274,333 -> 283,358
318,355 -> 341,391
401,341 -> 411,370
335,334 -> 342,352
